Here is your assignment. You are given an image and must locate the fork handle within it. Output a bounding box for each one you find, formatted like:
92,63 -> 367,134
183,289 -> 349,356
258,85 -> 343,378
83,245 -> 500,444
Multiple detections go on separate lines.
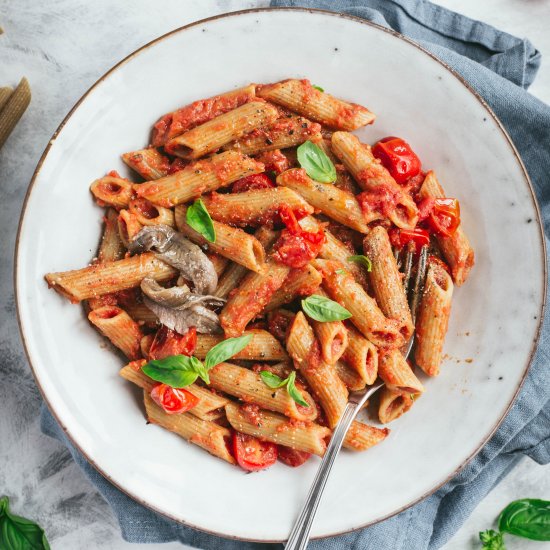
285,402 -> 359,550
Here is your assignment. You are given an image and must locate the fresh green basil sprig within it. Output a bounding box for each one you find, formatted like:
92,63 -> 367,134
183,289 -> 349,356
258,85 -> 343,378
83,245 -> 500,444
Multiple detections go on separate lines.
142,334 -> 252,387
479,498 -> 550,549
312,84 -> 324,92
297,141 -> 337,183
302,294 -> 351,322
186,198 -> 216,243
348,254 -> 372,272
0,496 -> 50,550
260,370 -> 309,407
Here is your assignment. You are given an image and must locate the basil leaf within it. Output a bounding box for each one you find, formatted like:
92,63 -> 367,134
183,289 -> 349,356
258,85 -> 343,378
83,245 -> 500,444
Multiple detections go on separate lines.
297,141 -> 336,183
204,334 -> 253,370
302,294 -> 352,322
260,371 -> 287,389
312,84 -> 324,92
348,255 -> 372,272
498,499 -> 550,541
0,496 -> 50,550
335,268 -> 346,275
479,530 -> 505,550
142,355 -> 201,388
286,371 -> 310,407
186,198 -> 216,243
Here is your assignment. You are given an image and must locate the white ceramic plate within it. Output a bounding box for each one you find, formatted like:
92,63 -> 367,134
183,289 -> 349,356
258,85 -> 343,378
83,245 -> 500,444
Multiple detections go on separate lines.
16,8 -> 545,541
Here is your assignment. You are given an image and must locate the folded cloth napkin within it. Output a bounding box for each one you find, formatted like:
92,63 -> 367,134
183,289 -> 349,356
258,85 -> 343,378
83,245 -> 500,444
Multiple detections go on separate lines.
41,0 -> 550,548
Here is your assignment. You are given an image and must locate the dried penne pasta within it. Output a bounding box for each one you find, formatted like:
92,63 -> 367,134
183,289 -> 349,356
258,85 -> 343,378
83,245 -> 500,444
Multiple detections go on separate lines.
0,87 -> 13,112
257,79 -> 375,130
129,198 -> 175,227
418,171 -> 474,285
277,168 -> 379,232
363,226 -> 414,340
0,77 -> 31,149
415,261 -> 454,376
378,348 -> 425,394
45,252 -> 177,302
135,151 -> 264,207
98,208 -> 126,263
174,205 -> 266,273
122,148 -> 170,180
88,306 -> 142,360
265,264 -> 322,312
166,101 -> 278,159
225,402 -> 330,456
145,393 -> 235,463
378,387 -> 415,424
90,174 -> 134,208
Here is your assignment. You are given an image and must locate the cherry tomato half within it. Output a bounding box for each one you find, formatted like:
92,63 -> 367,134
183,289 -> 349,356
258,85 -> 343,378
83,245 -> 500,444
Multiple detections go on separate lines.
278,204 -> 302,234
372,137 -> 421,185
277,446 -> 311,467
232,432 -> 278,472
150,383 -> 199,415
231,173 -> 275,193
149,326 -> 197,360
273,229 -> 325,268
389,227 -> 430,252
427,198 -> 460,237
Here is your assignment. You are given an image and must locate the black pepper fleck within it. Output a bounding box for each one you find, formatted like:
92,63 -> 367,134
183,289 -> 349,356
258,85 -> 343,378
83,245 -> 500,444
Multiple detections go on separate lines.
527,218 -> 533,223
289,129 -> 294,135
302,122 -> 308,128
498,376 -> 504,381
334,47 -> 339,51
265,138 -> 273,145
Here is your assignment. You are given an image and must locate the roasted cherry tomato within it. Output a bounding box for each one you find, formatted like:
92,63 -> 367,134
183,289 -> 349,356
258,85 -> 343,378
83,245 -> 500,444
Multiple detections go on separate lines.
427,198 -> 460,237
372,136 -> 421,184
389,227 -> 430,251
278,204 -> 302,234
231,173 -> 275,193
273,229 -> 325,268
150,383 -> 199,415
148,326 -> 197,360
232,432 -> 278,472
277,446 -> 312,467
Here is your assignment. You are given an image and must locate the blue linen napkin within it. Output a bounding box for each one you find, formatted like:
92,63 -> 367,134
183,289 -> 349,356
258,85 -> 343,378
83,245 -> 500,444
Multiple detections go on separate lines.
41,1 -> 550,548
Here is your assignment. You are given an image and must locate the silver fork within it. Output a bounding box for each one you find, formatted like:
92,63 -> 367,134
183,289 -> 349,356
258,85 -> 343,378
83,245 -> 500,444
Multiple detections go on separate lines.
285,245 -> 429,550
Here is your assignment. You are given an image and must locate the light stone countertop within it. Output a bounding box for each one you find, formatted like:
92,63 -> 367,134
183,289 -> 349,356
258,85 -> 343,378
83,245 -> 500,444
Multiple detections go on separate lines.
1,1 -> 549,549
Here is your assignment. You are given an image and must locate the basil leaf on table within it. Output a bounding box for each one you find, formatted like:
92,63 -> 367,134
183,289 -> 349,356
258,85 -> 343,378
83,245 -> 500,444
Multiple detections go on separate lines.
0,496 -> 50,550
498,498 -> 550,541
186,198 -> 216,243
142,355 -> 203,388
312,84 -> 324,92
479,529 -> 505,550
297,141 -> 337,183
203,334 -> 253,370
259,370 -> 309,407
348,254 -> 372,272
302,294 -> 352,322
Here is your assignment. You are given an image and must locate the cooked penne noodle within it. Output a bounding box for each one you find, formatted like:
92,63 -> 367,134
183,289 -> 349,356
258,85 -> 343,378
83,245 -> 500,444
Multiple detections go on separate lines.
378,348 -> 425,394
140,334 -> 155,358
257,79 -> 375,130
344,421 -> 389,452
419,171 -> 474,285
166,101 -> 279,159
415,261 -> 454,376
88,306 -> 142,360
277,168 -> 379,232
45,252 -> 177,302
195,329 -> 288,362
265,264 -> 322,311
334,360 -> 366,391
120,362 -> 228,421
331,132 -> 418,230
152,85 -> 256,146
224,115 -> 321,155
225,402 -> 330,456
135,151 -> 264,207
122,148 -> 170,180
98,208 -> 126,263
126,301 -> 158,325
144,393 -> 235,463
219,256 -> 290,337
90,174 -> 134,208
363,226 -> 414,340
286,312 -> 348,428
341,326 -> 379,386
0,77 -> 31,149
207,253 -> 229,278
129,198 -> 175,227
201,186 -> 313,227
378,387 -> 415,424
314,259 -> 405,349
209,362 -> 317,421
174,205 -> 266,273
117,209 -> 143,247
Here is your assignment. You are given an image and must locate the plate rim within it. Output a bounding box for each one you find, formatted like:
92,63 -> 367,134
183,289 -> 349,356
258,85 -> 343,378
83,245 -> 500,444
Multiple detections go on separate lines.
14,7 -> 547,542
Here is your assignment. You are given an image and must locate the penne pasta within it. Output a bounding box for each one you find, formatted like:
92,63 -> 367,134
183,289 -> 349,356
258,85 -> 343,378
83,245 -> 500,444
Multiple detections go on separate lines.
174,205 -> 266,273
344,421 -> 389,452
125,301 -> 158,325
378,387 -> 415,424
334,360 -> 366,391
122,148 -> 170,180
129,198 -> 175,227
88,306 -> 142,360
98,208 -> 126,263
418,171 -> 474,285
117,209 -> 143,247
378,348 -> 425,394
257,79 -> 375,130
265,264 -> 322,312
277,168 -> 379,232
0,77 -> 31,149
140,334 -> 155,358
135,151 -> 264,207
341,326 -> 379,386
415,260 -> 454,376
90,174 -> 134,208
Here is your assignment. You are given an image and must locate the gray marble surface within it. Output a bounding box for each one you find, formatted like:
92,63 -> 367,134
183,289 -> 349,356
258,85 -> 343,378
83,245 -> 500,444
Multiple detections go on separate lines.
1,1 -> 549,549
